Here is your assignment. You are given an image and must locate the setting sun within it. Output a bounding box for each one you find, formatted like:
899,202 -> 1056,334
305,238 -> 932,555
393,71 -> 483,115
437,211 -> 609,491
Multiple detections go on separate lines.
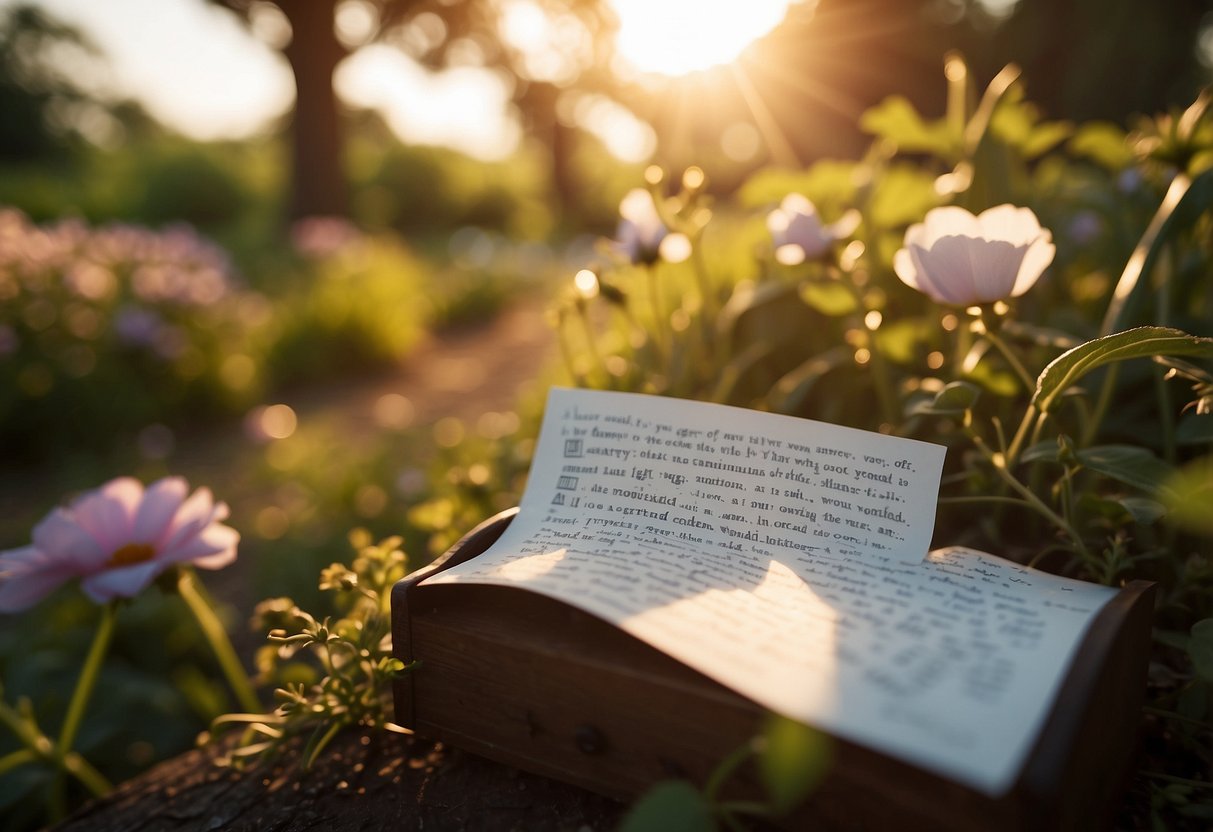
610,0 -> 793,76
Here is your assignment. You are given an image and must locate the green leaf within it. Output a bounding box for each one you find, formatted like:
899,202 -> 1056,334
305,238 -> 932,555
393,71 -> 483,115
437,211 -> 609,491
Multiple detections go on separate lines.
1102,169 -> 1213,335
1114,496 -> 1168,525
759,716 -> 831,815
1074,445 -> 1178,497
620,781 -> 716,832
799,281 -> 857,317
1190,620 -> 1213,684
1164,455 -> 1213,535
737,160 -> 860,211
767,346 -> 851,414
873,319 -> 927,364
909,381 -> 981,416
1068,122 -> 1134,169
712,341 -> 776,404
1176,414 -> 1213,446
1033,327 -> 1213,413
867,165 -> 942,229
1020,442 -> 1060,464
860,96 -> 958,158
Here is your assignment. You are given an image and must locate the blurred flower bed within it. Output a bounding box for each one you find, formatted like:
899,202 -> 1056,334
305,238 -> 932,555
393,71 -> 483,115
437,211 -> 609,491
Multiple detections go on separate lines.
0,208 -> 521,466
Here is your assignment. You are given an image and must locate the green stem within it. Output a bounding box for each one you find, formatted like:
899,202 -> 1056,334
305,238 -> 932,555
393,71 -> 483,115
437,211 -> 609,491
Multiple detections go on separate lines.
63,751 -> 113,797
55,603 -> 116,758
177,569 -> 260,713
938,496 -> 1035,509
979,323 -> 1035,392
577,306 -> 607,383
1005,405 -> 1039,469
0,748 -> 37,777
645,263 -> 668,361
554,316 -> 586,387
966,423 -> 1091,561
48,603 -> 116,819
848,281 -> 897,426
703,740 -> 755,803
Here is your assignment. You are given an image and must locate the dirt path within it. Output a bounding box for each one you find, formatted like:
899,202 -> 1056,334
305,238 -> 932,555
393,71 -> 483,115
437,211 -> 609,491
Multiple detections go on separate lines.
279,290 -> 558,443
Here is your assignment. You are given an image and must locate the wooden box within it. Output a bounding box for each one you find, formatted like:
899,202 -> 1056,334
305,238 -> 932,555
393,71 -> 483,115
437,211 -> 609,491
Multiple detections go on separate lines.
391,509 -> 1155,831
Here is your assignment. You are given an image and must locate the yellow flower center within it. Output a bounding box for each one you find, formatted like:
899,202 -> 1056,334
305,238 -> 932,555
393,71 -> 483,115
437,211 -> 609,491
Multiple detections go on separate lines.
108,542 -> 156,568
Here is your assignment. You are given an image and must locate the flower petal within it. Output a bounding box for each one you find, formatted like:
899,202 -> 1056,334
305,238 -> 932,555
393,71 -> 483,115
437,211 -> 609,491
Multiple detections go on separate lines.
0,546 -> 75,612
160,487 -> 219,554
165,523 -> 240,569
910,238 -> 981,305
31,508 -> 107,569
920,206 -> 982,247
70,477 -> 142,554
893,247 -> 922,291
1011,235 -> 1056,297
133,476 -> 188,546
967,239 -> 1027,303
977,204 -> 1044,247
81,561 -> 164,602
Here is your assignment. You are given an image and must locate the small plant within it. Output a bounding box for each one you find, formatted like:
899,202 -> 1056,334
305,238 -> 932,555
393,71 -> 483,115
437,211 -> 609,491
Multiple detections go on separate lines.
207,531 -> 412,770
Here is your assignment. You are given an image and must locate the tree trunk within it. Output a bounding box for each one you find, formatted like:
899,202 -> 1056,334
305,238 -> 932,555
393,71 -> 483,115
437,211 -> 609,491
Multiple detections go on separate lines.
54,729 -> 625,831
280,0 -> 349,221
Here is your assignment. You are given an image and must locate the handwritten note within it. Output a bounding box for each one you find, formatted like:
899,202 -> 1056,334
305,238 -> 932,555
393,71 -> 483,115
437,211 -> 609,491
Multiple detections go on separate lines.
425,388 -> 1117,796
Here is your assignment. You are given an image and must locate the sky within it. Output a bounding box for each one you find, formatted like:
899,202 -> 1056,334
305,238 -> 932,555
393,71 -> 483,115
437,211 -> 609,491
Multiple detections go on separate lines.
3,0 -> 795,162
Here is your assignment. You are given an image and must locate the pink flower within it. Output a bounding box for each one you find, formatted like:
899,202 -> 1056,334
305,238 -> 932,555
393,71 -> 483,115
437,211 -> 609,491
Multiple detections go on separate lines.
893,204 -> 1055,305
0,477 -> 238,612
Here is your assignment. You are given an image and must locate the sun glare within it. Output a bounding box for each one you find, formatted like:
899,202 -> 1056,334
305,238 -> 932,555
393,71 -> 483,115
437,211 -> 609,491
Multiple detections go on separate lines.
610,0 -> 793,76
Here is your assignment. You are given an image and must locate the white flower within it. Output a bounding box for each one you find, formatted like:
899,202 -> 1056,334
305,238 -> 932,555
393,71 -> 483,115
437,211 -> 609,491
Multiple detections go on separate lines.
614,189 -> 690,265
893,204 -> 1055,305
767,193 -> 858,265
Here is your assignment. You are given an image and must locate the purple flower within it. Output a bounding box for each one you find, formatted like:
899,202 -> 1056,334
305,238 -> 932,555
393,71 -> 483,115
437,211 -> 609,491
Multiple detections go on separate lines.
767,193 -> 859,265
613,189 -> 690,265
893,205 -> 1055,305
0,477 -> 238,611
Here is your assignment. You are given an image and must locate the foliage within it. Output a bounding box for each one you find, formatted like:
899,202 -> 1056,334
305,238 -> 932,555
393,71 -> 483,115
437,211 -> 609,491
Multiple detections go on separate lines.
207,532 -> 410,770
533,58 -> 1213,827
0,208 -> 268,462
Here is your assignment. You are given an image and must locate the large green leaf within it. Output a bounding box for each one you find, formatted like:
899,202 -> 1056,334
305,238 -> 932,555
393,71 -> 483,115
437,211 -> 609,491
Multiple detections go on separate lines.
867,165 -> 942,229
620,781 -> 716,832
1032,327 -> 1213,413
860,95 -> 958,158
1074,445 -> 1178,498
1067,121 -> 1134,170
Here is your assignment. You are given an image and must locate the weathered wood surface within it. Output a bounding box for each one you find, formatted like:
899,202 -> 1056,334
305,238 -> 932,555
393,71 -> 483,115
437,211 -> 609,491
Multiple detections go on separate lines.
53,729 -> 624,832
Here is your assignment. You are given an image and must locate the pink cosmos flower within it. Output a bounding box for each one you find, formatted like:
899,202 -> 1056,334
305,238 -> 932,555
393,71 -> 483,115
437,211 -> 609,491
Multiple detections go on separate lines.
0,477 -> 238,612
893,204 -> 1055,305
